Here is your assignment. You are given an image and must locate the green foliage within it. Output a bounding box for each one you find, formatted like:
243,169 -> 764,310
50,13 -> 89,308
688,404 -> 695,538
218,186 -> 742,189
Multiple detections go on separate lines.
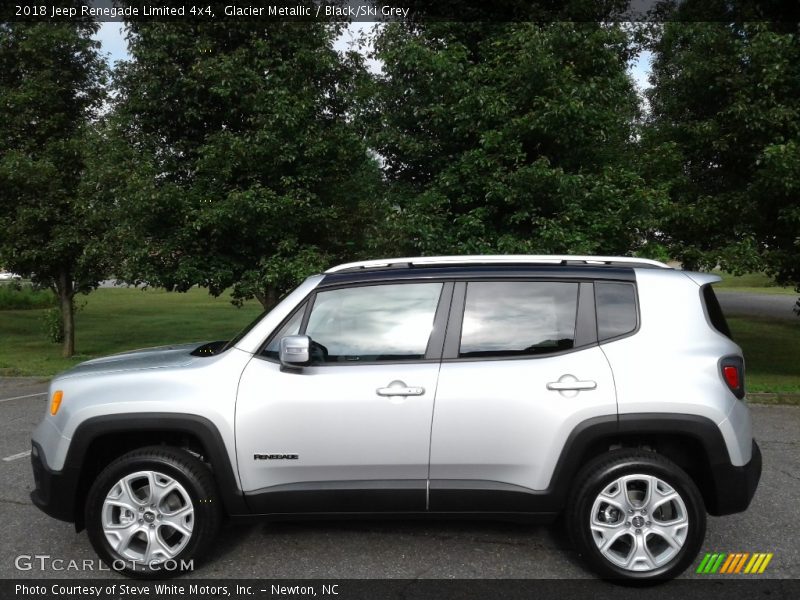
0,282 -> 57,310
369,22 -> 663,256
42,307 -> 64,343
0,20 -> 109,354
634,242 -> 671,264
41,298 -> 87,343
110,21 -> 383,307
645,21 -> 800,295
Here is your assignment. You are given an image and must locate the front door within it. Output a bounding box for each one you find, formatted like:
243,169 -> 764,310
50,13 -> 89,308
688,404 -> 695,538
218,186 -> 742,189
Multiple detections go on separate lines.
236,281 -> 450,513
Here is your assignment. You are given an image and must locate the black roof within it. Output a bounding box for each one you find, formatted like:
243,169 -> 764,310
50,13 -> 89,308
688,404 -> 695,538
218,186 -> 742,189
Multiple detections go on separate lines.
321,264 -> 637,287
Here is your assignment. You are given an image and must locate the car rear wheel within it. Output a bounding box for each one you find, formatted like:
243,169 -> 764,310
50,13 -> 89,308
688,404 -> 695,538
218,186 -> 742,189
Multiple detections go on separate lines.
85,446 -> 221,578
567,450 -> 706,582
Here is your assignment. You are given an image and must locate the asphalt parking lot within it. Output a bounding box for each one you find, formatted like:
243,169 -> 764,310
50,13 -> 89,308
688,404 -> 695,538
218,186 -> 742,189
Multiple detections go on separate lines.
1,377 -> 797,582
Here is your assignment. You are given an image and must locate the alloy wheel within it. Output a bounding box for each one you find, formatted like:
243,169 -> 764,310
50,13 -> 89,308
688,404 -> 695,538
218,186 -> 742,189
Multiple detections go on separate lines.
101,470 -> 194,565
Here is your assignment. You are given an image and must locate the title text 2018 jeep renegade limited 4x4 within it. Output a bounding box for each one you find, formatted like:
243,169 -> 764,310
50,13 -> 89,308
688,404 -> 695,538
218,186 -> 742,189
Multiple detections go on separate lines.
30,255 -> 761,581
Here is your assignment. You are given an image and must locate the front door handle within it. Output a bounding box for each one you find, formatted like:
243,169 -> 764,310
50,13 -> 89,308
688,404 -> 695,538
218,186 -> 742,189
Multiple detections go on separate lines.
376,380 -> 425,397
547,379 -> 597,391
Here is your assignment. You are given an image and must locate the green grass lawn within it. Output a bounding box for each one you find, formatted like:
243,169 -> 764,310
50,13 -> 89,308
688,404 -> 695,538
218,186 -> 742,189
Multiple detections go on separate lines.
0,287 -> 797,402
714,271 -> 797,295
712,273 -> 799,401
0,287 -> 262,377
727,316 -> 800,396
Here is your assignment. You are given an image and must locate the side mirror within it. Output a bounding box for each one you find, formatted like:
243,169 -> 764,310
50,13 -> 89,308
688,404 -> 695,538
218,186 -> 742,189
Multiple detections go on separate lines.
279,335 -> 311,369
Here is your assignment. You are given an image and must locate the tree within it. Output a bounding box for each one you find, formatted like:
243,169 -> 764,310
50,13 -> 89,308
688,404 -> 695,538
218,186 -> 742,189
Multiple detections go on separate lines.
110,20 -> 382,309
368,21 -> 663,257
645,21 -> 800,293
0,20 -> 108,357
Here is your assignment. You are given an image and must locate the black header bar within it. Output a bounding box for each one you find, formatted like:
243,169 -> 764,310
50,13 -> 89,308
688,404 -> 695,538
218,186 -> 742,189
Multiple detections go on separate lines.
4,0 -> 800,23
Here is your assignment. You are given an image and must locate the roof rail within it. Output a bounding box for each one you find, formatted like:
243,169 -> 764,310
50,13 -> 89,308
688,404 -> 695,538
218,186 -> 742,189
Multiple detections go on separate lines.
325,255 -> 672,273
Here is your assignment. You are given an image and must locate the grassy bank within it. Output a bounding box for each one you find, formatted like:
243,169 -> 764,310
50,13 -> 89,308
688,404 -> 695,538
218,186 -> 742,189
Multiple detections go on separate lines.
714,271 -> 797,295
715,272 -> 799,401
0,287 -> 797,403
727,315 -> 800,400
0,287 -> 262,376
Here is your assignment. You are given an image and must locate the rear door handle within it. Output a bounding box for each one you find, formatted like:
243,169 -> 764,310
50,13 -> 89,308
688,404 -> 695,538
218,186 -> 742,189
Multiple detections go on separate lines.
547,380 -> 597,391
376,380 -> 425,397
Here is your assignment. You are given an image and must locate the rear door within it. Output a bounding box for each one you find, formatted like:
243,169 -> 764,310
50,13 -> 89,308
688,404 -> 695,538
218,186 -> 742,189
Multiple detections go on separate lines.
428,279 -> 618,511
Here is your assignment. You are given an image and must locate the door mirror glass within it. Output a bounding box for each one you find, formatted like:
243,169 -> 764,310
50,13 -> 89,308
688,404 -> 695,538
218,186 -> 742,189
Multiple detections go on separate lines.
279,335 -> 311,368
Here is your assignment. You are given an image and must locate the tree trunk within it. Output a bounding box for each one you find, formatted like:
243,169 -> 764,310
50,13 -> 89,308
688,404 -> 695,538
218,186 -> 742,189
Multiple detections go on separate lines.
57,271 -> 75,358
254,286 -> 279,311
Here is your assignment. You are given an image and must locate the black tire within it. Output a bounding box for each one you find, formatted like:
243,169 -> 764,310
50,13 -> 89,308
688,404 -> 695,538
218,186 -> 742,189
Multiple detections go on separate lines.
85,446 -> 222,579
566,450 -> 706,583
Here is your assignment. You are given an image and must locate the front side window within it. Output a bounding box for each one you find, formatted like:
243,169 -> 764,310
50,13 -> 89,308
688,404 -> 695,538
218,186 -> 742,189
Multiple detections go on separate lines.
459,281 -> 579,358
304,283 -> 443,363
261,304 -> 305,360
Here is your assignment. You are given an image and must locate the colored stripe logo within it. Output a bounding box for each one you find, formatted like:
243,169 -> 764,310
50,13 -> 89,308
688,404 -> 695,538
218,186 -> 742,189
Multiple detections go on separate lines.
696,552 -> 773,574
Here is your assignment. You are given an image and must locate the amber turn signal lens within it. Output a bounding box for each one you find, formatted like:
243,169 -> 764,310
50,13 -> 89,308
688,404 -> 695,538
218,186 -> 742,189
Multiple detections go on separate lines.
50,390 -> 63,415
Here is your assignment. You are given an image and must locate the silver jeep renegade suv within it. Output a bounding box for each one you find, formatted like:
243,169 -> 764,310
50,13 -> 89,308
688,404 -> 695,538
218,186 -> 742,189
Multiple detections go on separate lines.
30,255 -> 761,581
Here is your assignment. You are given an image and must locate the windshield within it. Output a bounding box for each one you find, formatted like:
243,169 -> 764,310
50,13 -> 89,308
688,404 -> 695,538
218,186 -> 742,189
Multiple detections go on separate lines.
222,309 -> 268,352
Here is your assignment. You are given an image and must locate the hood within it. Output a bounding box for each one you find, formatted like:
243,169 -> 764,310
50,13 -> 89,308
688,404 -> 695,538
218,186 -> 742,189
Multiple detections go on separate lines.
57,342 -> 206,379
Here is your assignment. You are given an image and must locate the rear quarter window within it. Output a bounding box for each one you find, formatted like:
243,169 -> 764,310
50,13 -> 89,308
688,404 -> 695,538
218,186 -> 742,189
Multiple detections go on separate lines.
701,284 -> 732,339
595,282 -> 638,341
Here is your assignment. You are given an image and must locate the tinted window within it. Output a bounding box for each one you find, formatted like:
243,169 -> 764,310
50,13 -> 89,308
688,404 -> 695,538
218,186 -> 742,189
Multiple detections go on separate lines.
702,284 -> 732,339
261,304 -> 306,359
304,283 -> 442,363
223,308 -> 268,352
595,282 -> 638,341
459,282 -> 579,358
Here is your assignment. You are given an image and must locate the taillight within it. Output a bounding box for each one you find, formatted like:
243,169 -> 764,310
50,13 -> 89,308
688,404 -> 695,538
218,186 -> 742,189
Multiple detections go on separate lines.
721,357 -> 745,399
723,366 -> 739,389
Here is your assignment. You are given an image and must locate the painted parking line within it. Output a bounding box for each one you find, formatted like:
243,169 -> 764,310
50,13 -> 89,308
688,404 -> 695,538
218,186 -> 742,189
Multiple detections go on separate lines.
0,392 -> 46,403
2,450 -> 31,462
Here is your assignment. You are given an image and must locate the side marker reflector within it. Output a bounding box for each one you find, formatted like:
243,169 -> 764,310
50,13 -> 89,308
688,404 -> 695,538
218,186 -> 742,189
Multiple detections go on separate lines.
50,390 -> 63,415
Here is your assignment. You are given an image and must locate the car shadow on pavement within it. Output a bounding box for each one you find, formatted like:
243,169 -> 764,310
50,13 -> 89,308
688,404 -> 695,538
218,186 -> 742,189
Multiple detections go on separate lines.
209,516 -> 585,578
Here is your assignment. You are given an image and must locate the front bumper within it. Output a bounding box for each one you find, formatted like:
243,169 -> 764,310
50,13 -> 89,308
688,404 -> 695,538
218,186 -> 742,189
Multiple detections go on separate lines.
30,441 -> 78,523
706,440 -> 762,516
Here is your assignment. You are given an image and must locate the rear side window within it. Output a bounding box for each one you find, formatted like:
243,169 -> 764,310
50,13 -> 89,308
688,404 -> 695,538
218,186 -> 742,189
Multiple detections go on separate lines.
702,284 -> 732,339
459,281 -> 579,358
595,282 -> 638,341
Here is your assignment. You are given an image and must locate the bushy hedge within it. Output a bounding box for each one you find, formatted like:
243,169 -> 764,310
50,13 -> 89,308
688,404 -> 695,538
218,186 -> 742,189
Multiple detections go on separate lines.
0,282 -> 58,310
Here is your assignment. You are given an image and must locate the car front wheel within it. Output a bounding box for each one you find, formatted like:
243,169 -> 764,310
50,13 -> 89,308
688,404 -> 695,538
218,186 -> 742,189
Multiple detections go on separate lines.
85,446 -> 221,578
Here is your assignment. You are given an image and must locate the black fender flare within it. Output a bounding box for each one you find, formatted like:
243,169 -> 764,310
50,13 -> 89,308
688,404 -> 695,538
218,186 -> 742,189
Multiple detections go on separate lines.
546,412 -> 744,515
64,413 -> 249,520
